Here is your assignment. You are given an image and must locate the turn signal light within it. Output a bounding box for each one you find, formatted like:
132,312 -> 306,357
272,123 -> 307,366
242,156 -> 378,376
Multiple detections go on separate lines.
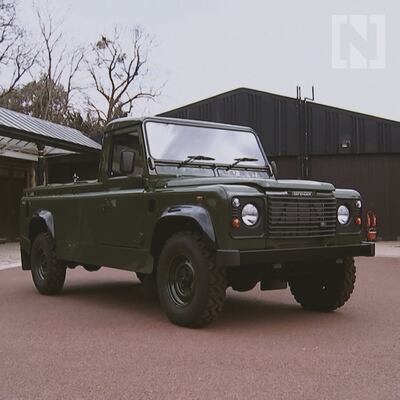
367,211 -> 377,228
355,217 -> 362,225
232,217 -> 241,229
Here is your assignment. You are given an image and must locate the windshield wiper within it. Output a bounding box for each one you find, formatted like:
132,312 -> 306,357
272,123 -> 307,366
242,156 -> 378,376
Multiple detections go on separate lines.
178,155 -> 215,167
226,157 -> 258,170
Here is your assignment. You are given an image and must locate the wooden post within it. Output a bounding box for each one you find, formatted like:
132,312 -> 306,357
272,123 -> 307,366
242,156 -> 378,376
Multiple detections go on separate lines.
36,143 -> 45,186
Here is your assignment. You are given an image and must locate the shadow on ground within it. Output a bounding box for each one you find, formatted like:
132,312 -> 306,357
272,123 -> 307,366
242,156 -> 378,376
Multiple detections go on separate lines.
55,275 -> 349,331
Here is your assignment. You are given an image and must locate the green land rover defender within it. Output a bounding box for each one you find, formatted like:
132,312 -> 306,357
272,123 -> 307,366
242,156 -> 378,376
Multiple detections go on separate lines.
20,117 -> 375,327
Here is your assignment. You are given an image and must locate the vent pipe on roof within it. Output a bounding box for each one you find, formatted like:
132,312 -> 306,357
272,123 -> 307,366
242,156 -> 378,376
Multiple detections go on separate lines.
296,85 -> 315,179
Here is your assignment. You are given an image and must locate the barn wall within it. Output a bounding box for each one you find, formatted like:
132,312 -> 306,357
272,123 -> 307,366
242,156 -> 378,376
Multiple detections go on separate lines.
161,88 -> 400,239
272,154 -> 400,240
309,154 -> 400,241
161,88 -> 400,157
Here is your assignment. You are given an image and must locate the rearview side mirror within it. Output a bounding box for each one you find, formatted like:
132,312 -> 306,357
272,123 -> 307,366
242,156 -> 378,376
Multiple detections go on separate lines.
120,150 -> 135,175
270,161 -> 278,179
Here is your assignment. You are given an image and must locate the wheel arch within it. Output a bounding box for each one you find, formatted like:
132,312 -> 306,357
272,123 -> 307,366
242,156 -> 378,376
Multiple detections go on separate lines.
29,210 -> 55,241
23,210 -> 55,270
150,205 -> 216,261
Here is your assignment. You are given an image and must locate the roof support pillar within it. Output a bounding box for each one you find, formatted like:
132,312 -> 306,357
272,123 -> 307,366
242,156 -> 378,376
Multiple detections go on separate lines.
36,143 -> 45,186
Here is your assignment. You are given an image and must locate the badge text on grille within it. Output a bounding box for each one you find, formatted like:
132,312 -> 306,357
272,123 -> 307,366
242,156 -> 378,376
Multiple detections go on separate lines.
291,191 -> 313,197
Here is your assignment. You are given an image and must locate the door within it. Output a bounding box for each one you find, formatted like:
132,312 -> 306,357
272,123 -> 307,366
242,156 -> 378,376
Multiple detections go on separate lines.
95,131 -> 149,270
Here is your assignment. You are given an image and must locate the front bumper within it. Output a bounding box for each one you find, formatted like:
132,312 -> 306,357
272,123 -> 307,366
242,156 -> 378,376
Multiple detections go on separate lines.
216,242 -> 375,268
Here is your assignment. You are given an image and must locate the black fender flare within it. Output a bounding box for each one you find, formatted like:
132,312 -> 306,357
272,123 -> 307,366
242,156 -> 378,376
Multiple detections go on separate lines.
23,210 -> 55,271
31,209 -> 55,239
156,205 -> 216,244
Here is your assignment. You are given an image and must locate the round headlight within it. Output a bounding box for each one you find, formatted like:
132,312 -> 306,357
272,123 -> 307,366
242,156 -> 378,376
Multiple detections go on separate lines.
241,203 -> 259,226
337,205 -> 350,225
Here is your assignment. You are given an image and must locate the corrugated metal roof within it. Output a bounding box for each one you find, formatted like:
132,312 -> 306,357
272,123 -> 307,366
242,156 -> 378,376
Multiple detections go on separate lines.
0,107 -> 101,152
0,135 -> 72,158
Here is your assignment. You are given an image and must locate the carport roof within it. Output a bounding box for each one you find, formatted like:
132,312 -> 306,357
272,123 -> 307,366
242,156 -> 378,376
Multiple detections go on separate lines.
0,106 -> 101,156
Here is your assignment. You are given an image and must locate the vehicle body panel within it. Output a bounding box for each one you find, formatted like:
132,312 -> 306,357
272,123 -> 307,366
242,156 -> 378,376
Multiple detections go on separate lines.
20,117 -> 374,273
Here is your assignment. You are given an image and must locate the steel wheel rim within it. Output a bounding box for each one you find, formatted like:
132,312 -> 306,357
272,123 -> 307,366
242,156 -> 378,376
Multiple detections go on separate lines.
168,255 -> 196,307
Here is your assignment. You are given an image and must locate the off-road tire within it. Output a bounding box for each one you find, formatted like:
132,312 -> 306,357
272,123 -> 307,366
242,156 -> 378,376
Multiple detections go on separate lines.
289,257 -> 356,311
31,232 -> 66,295
157,231 -> 226,327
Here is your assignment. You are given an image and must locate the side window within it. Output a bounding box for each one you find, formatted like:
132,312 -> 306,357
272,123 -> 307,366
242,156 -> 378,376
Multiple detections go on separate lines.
108,133 -> 144,177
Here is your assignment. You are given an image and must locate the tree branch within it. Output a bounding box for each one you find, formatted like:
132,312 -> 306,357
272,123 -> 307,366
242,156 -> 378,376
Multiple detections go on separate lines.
85,26 -> 160,124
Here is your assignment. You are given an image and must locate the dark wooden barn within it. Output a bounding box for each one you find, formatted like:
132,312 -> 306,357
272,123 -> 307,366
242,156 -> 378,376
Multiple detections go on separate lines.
0,107 -> 101,242
160,88 -> 400,240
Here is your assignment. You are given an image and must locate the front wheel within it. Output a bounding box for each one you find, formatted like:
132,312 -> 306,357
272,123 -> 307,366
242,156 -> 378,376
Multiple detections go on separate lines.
289,257 -> 356,311
157,232 -> 226,327
31,232 -> 66,295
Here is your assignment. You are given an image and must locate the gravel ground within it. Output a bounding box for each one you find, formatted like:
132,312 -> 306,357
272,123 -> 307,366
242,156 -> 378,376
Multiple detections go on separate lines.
375,241 -> 400,257
0,255 -> 399,400
0,242 -> 20,270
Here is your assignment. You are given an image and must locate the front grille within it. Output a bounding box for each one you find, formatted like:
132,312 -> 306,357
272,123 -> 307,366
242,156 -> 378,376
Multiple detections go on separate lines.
267,195 -> 337,239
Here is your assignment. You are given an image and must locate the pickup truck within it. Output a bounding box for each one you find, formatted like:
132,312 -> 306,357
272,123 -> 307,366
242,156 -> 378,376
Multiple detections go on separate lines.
20,116 -> 375,327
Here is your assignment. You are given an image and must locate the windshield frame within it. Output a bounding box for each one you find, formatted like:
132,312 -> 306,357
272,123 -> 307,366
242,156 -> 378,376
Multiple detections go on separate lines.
142,117 -> 271,175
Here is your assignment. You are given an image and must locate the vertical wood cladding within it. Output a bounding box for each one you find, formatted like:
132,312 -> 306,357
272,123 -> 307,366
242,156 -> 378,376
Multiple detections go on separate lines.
160,88 -> 400,239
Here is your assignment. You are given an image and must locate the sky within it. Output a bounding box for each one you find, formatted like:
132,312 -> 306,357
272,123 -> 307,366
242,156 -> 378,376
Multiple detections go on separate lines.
18,0 -> 400,121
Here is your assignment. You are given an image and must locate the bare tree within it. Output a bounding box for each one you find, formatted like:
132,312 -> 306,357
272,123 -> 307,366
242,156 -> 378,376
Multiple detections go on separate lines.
0,4 -> 161,137
86,27 -> 160,125
0,0 -> 37,98
64,47 -> 85,114
36,9 -> 83,120
0,0 -> 19,66
15,8 -> 84,122
37,9 -> 63,118
1,7 -> 84,127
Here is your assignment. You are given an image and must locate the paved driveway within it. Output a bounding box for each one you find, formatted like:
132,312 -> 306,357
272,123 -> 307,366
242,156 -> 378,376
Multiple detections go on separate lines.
0,255 -> 399,400
0,242 -> 20,270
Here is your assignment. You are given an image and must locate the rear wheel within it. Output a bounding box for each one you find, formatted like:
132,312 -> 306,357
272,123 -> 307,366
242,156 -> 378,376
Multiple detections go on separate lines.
289,257 -> 356,311
157,231 -> 226,327
31,232 -> 66,295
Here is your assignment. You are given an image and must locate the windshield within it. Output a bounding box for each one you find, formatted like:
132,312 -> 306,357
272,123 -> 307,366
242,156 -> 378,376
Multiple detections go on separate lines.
145,121 -> 266,167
